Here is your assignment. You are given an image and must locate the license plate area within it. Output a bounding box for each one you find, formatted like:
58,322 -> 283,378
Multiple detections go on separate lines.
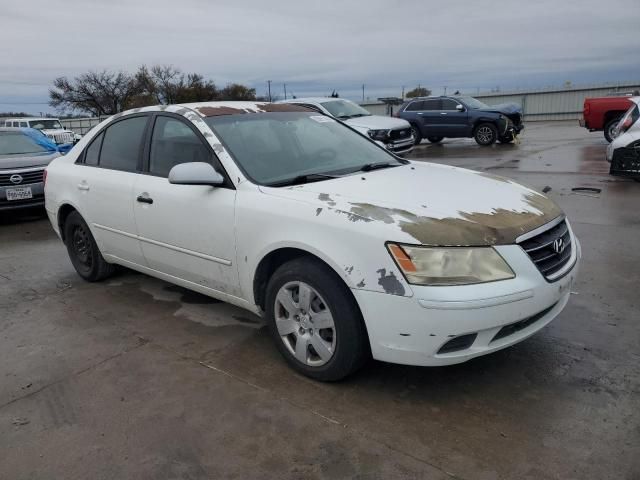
6,187 -> 33,201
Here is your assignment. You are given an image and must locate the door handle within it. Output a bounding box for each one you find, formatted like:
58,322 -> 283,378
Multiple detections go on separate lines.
136,194 -> 153,205
77,182 -> 90,191
440,112 -> 448,115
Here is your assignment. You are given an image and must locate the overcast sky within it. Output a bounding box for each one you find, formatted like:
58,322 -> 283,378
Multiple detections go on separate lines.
1,0 -> 639,114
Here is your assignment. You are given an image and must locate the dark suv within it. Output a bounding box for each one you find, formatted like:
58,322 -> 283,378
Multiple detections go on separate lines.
396,96 -> 524,146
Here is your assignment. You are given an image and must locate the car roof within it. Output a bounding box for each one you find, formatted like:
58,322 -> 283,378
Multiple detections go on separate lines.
176,101 -> 311,117
278,97 -> 351,105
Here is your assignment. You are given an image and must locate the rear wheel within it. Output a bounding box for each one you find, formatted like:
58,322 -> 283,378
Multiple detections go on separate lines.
427,136 -> 443,143
63,211 -> 115,282
474,123 -> 498,146
410,124 -> 422,145
604,117 -> 621,143
265,257 -> 369,381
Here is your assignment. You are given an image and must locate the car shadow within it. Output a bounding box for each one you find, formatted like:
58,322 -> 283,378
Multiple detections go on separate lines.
0,207 -> 48,226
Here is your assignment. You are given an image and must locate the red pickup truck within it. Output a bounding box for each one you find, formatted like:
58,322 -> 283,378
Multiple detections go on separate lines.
580,95 -> 635,142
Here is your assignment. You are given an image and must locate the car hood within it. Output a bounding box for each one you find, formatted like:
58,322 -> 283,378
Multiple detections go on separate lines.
477,103 -> 522,115
344,115 -> 411,131
0,151 -> 60,169
260,162 -> 562,246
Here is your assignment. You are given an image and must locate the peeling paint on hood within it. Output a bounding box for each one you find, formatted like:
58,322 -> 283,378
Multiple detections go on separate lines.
260,162 -> 562,246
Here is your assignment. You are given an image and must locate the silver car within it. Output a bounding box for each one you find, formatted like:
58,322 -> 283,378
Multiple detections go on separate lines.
0,128 -> 60,211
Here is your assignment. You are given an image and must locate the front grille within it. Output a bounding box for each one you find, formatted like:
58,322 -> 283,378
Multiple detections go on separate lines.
0,169 -> 45,186
490,303 -> 557,343
437,333 -> 477,354
518,219 -> 573,280
389,128 -> 412,140
48,132 -> 74,144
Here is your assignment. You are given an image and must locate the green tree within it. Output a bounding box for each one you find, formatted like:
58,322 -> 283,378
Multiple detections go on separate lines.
405,86 -> 431,98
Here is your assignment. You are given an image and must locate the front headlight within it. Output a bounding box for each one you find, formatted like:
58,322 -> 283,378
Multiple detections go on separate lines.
387,243 -> 515,286
368,129 -> 389,141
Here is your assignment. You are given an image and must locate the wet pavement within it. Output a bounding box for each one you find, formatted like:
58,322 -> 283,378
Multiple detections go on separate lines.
1,121 -> 638,479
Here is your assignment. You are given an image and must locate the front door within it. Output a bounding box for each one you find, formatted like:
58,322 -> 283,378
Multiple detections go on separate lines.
133,114 -> 239,296
437,98 -> 470,137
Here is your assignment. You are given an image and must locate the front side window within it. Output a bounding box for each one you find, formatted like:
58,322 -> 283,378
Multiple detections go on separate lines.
206,112 -> 403,186
320,100 -> 371,120
441,99 -> 462,110
149,116 -> 211,177
98,116 -> 147,172
0,132 -> 49,155
422,100 -> 441,111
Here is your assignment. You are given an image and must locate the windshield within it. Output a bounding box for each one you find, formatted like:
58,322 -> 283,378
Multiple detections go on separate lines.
320,100 -> 371,119
206,112 -> 402,186
0,132 -> 49,155
28,119 -> 63,130
456,96 -> 489,109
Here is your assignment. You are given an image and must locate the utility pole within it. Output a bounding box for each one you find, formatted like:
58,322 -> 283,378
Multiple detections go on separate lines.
401,86 -> 405,100
267,80 -> 272,102
443,86 -> 447,95
362,84 -> 365,102
284,83 -> 287,100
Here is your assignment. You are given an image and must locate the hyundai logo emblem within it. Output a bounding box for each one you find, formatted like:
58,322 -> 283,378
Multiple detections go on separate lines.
552,238 -> 565,254
9,174 -> 23,185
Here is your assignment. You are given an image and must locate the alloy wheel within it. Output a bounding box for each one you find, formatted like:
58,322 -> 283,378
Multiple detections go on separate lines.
477,126 -> 494,144
274,281 -> 336,366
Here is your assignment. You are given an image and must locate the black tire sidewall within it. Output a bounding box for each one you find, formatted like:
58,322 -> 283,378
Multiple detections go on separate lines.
604,118 -> 620,143
64,211 -> 108,282
475,123 -> 498,145
410,124 -> 422,145
265,258 -> 368,381
427,136 -> 443,143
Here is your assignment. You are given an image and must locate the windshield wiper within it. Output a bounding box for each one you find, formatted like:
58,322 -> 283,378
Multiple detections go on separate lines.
358,162 -> 398,172
267,173 -> 339,187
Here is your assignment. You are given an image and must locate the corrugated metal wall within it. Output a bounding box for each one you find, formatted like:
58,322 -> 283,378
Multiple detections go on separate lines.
361,82 -> 640,121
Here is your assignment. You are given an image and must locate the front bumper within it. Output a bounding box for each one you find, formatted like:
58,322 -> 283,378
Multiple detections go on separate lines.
0,182 -> 45,211
385,136 -> 414,155
609,142 -> 640,177
352,239 -> 581,367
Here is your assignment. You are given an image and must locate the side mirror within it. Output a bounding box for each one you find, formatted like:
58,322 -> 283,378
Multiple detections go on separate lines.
168,162 -> 224,186
456,104 -> 465,111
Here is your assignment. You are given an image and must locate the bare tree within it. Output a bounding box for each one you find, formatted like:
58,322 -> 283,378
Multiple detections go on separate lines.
405,86 -> 431,98
219,83 -> 256,100
49,71 -> 141,116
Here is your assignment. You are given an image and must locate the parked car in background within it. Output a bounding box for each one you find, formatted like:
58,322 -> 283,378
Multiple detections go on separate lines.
0,128 -> 60,211
278,97 -> 414,155
580,95 -> 634,142
2,117 -> 79,144
606,97 -> 640,179
396,96 -> 524,146
45,101 -> 580,381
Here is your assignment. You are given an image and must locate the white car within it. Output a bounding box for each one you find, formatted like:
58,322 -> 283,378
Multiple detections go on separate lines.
2,117 -> 78,144
606,97 -> 640,179
278,97 -> 414,155
45,101 -> 581,381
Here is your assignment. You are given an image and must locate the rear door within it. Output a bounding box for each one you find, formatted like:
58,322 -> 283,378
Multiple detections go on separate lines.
75,114 -> 149,266
415,99 -> 442,136
132,114 -> 239,295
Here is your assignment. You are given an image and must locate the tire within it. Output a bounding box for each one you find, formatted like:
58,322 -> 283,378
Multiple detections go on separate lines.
427,136 -> 443,143
63,211 -> 115,282
410,124 -> 422,145
474,123 -> 498,146
265,257 -> 369,381
604,117 -> 621,143
498,132 -> 515,144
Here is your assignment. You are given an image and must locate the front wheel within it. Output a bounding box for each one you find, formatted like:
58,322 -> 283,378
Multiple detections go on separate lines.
410,124 -> 422,145
427,136 -> 443,143
265,257 -> 369,381
474,123 -> 498,146
63,211 -> 115,282
604,117 -> 621,143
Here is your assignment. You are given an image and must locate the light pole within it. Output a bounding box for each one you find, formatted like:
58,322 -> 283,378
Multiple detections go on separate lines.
267,80 -> 272,102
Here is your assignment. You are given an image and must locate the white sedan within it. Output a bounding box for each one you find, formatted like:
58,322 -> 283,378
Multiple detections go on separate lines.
45,102 -> 581,381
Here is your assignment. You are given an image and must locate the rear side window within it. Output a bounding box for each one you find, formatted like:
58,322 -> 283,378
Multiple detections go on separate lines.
19,122 -> 28,127
149,116 -> 211,177
405,101 -> 425,111
99,116 -> 147,172
84,132 -> 103,166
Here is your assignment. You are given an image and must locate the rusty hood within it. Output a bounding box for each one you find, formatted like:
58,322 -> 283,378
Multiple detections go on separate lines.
260,162 -> 562,246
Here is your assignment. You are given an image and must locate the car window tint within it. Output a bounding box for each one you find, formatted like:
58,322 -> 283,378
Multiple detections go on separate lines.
423,100 -> 441,111
405,101 -> 425,111
84,132 -> 103,166
19,122 -> 28,127
441,99 -> 460,110
99,116 -> 147,172
149,116 -> 211,177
